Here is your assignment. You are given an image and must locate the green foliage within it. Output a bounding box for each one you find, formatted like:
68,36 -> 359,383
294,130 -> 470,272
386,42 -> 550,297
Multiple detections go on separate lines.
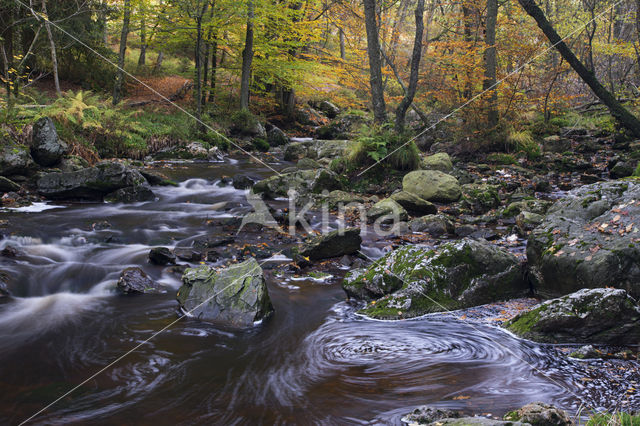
487,153 -> 517,165
230,109 -> 260,136
506,129 -> 541,160
633,162 -> 640,177
587,412 -> 640,426
348,125 -> 420,171
252,137 -> 270,152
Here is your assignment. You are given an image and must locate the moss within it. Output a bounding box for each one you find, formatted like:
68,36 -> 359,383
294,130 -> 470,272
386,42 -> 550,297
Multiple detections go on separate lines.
487,153 -> 517,165
252,137 -> 270,152
506,304 -> 548,335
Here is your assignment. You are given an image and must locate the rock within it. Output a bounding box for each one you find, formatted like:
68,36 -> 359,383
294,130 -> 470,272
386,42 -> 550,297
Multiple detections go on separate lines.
37,163 -> 148,200
402,406 -> 463,425
422,152 -> 453,172
390,191 -> 437,215
610,161 -> 635,178
408,214 -> 454,237
299,227 -> 362,260
149,247 -> 176,265
174,248 -> 202,262
461,184 -> 501,214
504,402 -> 572,426
502,199 -> 552,218
176,258 -> 273,327
569,345 -> 601,359
267,126 -> 289,146
296,158 -> 321,170
0,176 -> 20,192
232,175 -> 255,189
60,156 -> 90,173
533,177 -> 551,193
527,181 -> 640,299
506,288 -> 640,345
324,190 -> 366,208
367,198 -> 408,223
186,142 -> 209,158
0,271 -> 10,297
104,185 -> 155,203
543,135 -> 571,153
423,418 -> 530,425
295,107 -> 324,126
30,117 -> 68,166
283,140 -> 351,161
0,140 -> 35,176
317,100 -> 340,118
403,170 -> 461,203
315,120 -> 349,140
116,267 -> 160,294
252,168 -> 342,198
343,239 -> 528,319
515,211 -> 543,235
139,170 -> 177,186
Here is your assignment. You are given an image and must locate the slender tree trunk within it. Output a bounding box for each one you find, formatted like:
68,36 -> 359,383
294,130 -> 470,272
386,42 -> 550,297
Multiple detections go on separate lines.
363,0 -> 387,123
240,0 -> 254,110
395,0 -> 425,132
518,0 -> 640,137
195,12 -> 206,127
484,0 -> 498,127
41,0 -> 61,96
339,27 -> 346,60
209,37 -> 217,102
462,0 -> 473,99
153,51 -> 164,74
138,14 -> 147,66
113,0 -> 131,105
101,0 -> 109,46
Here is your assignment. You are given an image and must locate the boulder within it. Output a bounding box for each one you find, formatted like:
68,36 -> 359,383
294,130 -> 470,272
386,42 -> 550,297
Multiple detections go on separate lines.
0,176 -> 20,192
526,180 -> 640,299
0,271 -> 10,297
60,156 -> 90,173
139,170 -> 177,187
390,191 -> 437,215
176,258 -> 273,327
299,227 -> 362,261
117,267 -> 161,294
317,100 -> 340,118
252,168 -> 342,198
515,211 -> 544,235
324,190 -> 366,208
367,198 -> 408,223
506,288 -> 640,345
504,403 -> 571,425
30,117 -> 68,166
295,107 -> 324,126
569,345 -> 601,359
315,120 -> 349,140
37,163 -> 148,200
232,175 -> 255,189
409,214 -> 454,237
502,199 -> 552,218
402,406 -> 463,425
296,158 -> 321,170
461,184 -> 501,214
267,126 -> 289,146
343,239 -> 528,319
610,161 -> 635,178
403,170 -> 461,203
283,140 -> 351,162
104,186 -> 155,203
543,135 -> 571,153
0,140 -> 35,176
149,247 -> 176,265
422,152 -> 453,172
186,142 -> 209,158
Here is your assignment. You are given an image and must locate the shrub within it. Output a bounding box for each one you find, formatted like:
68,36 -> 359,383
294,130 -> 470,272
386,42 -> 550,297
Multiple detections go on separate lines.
506,129 -> 541,160
348,125 -> 420,171
587,412 -> 640,426
487,153 -> 517,165
230,109 -> 260,136
252,137 -> 270,152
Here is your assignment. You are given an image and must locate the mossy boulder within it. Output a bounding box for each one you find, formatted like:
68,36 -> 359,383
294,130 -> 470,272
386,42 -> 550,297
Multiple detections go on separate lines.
342,239 -> 527,319
31,117 -> 68,167
502,199 -> 552,218
299,227 -> 362,260
37,162 -> 148,200
252,168 -> 342,198
367,198 -> 408,223
422,152 -> 453,172
0,140 -> 35,176
403,170 -> 462,203
506,288 -> 640,345
104,185 -> 155,203
267,126 -> 289,146
503,402 -> 571,426
324,190 -> 366,208
0,176 -> 20,192
461,183 -> 501,214
283,140 -> 351,161
117,267 -> 161,294
408,214 -> 454,237
390,190 -> 437,215
527,180 -> 640,299
610,160 -> 635,179
515,211 -> 544,235
177,258 -> 273,327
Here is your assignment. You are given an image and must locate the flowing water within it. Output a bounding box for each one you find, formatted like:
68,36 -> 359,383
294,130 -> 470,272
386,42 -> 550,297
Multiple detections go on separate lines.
0,158 -> 637,425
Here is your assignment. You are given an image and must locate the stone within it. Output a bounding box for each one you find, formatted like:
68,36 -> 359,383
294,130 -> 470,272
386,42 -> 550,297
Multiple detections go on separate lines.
503,402 -> 572,426
174,248 -> 202,262
139,170 -> 177,186
402,406 -> 463,425
324,190 -> 366,208
506,288 -> 640,345
37,162 -> 148,200
117,267 -> 161,294
0,271 -> 10,297
0,176 -> 20,192
543,135 -> 571,153
252,168 -> 342,198
610,161 -> 635,178
461,184 -> 501,214
30,117 -> 68,166
367,198 -> 408,223
232,175 -> 255,189
317,100 -> 340,118
296,158 -> 321,170
568,345 -> 601,359
408,214 -> 454,237
402,170 -> 461,203
104,186 -> 155,203
0,140 -> 35,176
60,156 -> 90,173
502,199 -> 552,218
515,211 -> 543,235
149,247 -> 176,265
186,142 -> 209,158
176,258 -> 273,327
390,191 -> 437,215
267,126 -> 289,146
527,181 -> 640,299
343,239 -> 528,319
422,152 -> 453,172
299,227 -> 362,261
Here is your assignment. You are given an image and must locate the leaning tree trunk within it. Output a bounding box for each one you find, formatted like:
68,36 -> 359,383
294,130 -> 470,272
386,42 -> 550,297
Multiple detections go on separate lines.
42,0 -> 61,96
395,0 -> 425,132
483,0 -> 498,127
240,0 -> 254,110
518,0 -> 640,137
113,0 -> 131,105
363,0 -> 387,123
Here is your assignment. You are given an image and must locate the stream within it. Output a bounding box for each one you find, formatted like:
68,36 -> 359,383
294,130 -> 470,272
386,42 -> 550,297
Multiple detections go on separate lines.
0,158 -> 637,425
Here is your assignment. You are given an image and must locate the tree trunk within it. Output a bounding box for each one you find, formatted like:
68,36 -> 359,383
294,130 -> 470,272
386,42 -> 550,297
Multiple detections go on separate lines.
395,0 -> 425,132
363,0 -> 387,123
113,0 -> 131,105
209,37 -> 217,102
339,27 -> 346,60
518,0 -> 640,137
240,0 -> 254,110
461,0 -> 473,99
42,0 -> 61,96
102,0 -> 109,46
153,51 -> 164,74
138,14 -> 147,66
484,0 -> 498,127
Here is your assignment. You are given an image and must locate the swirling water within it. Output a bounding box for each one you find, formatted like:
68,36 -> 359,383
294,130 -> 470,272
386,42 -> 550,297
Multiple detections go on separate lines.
0,159 -> 636,425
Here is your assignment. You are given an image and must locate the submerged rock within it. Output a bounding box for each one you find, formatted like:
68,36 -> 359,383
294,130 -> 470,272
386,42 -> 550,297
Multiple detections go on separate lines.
149,247 -> 176,265
343,239 -> 528,319
527,180 -> 640,299
31,117 -> 67,166
506,288 -> 640,345
117,267 -> 160,294
403,170 -> 461,203
37,163 -> 148,200
176,258 -> 273,327
299,227 -> 362,261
